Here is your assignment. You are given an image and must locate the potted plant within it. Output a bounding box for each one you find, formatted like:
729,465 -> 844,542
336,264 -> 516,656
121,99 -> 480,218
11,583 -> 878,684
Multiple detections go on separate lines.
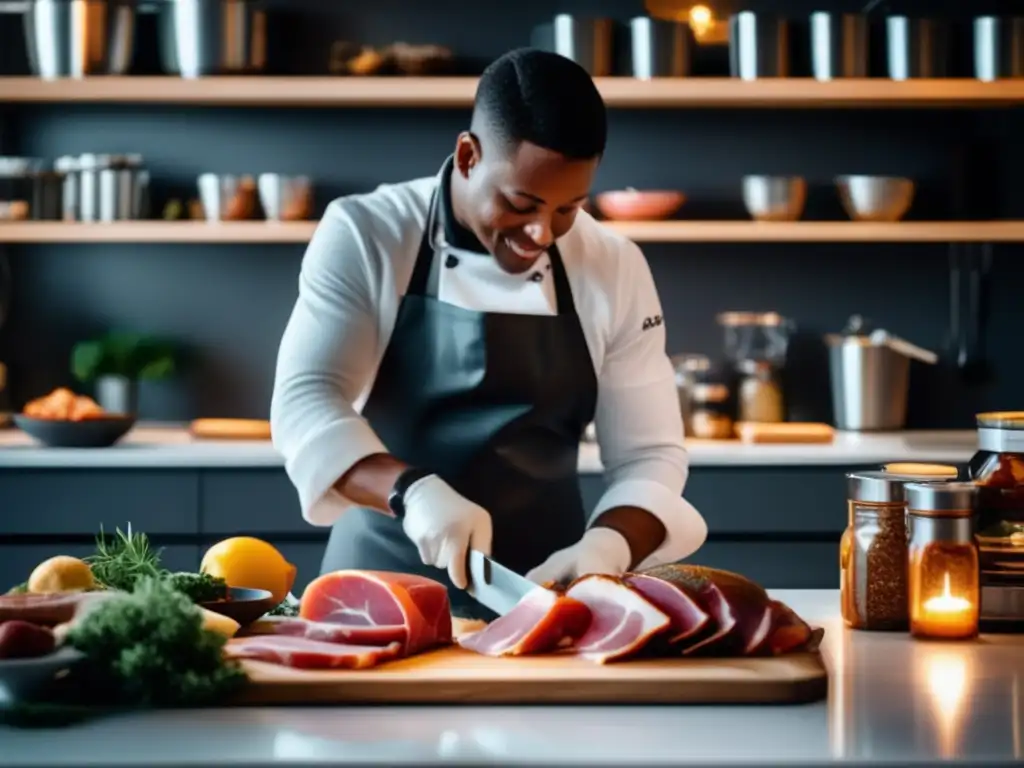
70,332 -> 177,415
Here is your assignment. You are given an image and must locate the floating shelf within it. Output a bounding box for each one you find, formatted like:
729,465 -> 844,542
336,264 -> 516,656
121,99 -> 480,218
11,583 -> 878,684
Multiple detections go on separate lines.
2,221 -> 1023,244
1,77 -> 1024,108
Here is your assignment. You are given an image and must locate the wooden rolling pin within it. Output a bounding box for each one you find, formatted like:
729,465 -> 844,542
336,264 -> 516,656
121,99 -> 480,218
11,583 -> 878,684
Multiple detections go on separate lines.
734,422 -> 835,444
190,418 -> 272,440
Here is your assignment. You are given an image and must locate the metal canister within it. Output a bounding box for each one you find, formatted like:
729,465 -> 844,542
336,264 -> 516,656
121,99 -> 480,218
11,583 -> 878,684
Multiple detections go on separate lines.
809,12 -> 869,80
629,16 -> 693,79
729,12 -> 789,80
973,16 -> 1024,81
885,16 -> 949,80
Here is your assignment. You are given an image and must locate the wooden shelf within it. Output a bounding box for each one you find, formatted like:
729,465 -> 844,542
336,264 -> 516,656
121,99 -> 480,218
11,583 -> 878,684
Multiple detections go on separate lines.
1,77 -> 1024,108
2,220 -> 1023,244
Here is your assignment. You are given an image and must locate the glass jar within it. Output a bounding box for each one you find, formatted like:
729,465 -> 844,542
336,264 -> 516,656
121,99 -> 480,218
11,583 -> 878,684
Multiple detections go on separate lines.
671,353 -> 711,437
737,359 -> 783,423
689,382 -> 733,440
905,482 -> 980,641
841,471 -> 952,630
969,412 -> 1024,582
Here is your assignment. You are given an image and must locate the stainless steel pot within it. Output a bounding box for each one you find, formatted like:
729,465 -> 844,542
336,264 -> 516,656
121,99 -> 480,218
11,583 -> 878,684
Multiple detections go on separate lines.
810,12 -> 868,80
886,16 -> 949,80
974,16 -> 1024,81
629,16 -> 693,79
729,12 -> 789,79
22,0 -> 136,79
158,0 -> 267,78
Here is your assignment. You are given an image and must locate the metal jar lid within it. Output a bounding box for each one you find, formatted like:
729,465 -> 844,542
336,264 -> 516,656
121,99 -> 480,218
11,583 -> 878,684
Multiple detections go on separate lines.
905,481 -> 977,517
976,411 -> 1024,453
846,470 -> 950,503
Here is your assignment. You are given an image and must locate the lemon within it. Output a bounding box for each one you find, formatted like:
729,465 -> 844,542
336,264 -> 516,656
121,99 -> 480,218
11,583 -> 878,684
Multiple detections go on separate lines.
28,555 -> 96,594
200,537 -> 296,605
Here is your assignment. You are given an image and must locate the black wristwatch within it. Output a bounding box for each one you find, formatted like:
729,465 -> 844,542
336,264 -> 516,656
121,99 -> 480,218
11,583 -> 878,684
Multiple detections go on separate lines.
388,467 -> 433,519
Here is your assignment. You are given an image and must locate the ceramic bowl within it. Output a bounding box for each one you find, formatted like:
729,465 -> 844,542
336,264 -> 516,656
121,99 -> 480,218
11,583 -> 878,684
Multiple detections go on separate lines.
0,646 -> 87,704
200,587 -> 278,627
13,415 -> 136,448
594,189 -> 686,221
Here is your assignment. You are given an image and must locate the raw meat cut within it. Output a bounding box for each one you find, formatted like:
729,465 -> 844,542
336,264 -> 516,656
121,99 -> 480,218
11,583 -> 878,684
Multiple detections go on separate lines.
245,616 -> 408,646
765,600 -> 824,656
224,635 -> 403,670
564,575 -> 670,663
300,570 -> 452,656
457,586 -> 591,657
623,573 -> 710,645
0,591 -> 119,627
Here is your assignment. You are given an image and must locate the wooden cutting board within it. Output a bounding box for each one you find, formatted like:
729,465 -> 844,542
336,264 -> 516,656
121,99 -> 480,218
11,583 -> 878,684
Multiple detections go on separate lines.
235,646 -> 827,705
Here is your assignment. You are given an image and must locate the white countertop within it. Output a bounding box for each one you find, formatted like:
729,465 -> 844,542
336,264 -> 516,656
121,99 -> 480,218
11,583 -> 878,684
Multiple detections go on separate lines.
2,589 -> 1021,766
0,424 -> 977,470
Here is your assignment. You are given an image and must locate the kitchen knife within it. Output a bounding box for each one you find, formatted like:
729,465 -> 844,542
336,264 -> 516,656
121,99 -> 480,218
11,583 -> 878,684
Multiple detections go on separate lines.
465,549 -> 536,616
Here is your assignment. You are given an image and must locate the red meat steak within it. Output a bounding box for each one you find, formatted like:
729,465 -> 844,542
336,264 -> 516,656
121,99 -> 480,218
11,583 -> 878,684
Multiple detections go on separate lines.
458,587 -> 592,657
245,616 -> 408,646
565,575 -> 670,663
301,570 -> 452,656
623,573 -> 710,645
225,635 -> 403,670
0,591 -> 119,627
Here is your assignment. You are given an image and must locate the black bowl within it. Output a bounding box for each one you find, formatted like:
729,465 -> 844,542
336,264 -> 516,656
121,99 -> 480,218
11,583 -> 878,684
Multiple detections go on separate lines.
13,415 -> 136,448
200,587 -> 278,627
0,647 -> 88,704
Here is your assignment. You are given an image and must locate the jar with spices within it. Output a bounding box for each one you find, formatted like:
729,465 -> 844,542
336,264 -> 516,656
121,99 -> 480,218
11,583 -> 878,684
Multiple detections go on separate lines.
904,482 -> 980,640
688,382 -> 733,440
737,359 -> 784,423
841,471 -> 952,631
969,412 -> 1024,585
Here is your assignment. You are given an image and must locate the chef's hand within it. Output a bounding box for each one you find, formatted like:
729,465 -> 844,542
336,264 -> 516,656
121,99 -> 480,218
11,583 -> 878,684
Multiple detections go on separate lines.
401,474 -> 493,590
525,527 -> 632,586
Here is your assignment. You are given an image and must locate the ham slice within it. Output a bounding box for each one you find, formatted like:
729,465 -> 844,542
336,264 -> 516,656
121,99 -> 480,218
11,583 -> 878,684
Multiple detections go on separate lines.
457,587 -> 592,657
564,575 -> 670,663
301,570 -> 452,657
225,635 -> 403,670
623,573 -> 710,646
244,616 -> 408,646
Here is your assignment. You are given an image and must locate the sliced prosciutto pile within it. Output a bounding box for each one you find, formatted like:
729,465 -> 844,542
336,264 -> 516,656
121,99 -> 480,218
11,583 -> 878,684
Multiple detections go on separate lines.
457,586 -> 590,657
226,570 -> 453,670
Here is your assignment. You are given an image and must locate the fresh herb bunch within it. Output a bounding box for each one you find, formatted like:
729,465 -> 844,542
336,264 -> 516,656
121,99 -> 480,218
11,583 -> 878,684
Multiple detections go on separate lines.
84,524 -> 164,593
166,572 -> 228,603
65,576 -> 247,708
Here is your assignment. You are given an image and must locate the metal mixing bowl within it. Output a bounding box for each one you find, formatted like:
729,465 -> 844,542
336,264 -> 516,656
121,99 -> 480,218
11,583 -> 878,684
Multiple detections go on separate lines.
835,176 -> 915,222
741,176 -> 807,222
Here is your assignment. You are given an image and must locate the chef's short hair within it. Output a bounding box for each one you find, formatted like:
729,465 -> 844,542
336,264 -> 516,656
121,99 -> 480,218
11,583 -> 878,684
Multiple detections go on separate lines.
473,48 -> 607,160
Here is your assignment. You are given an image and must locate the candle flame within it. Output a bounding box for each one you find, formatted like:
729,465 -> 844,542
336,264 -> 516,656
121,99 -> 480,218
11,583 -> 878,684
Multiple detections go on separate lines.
923,573 -> 972,614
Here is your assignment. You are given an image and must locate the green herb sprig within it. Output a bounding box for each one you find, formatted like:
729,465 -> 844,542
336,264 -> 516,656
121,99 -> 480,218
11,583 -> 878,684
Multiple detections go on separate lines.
84,524 -> 164,593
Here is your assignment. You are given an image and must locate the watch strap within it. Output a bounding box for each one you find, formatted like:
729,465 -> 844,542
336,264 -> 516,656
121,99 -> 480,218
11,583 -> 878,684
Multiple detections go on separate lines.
388,467 -> 433,518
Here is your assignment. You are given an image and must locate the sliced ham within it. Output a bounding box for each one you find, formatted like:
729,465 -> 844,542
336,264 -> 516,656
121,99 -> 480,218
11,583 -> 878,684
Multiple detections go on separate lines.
457,586 -> 592,657
623,573 -> 710,646
564,575 -> 670,663
243,616 -> 408,646
225,635 -> 403,670
300,570 -> 452,657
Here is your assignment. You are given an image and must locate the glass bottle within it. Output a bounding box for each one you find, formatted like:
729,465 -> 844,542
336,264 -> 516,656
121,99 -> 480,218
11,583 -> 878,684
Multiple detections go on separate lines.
737,359 -> 784,423
905,482 -> 980,641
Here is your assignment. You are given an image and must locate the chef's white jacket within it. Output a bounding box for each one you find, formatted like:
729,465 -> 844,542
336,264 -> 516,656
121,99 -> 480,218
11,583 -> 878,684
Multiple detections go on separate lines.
271,172 -> 708,569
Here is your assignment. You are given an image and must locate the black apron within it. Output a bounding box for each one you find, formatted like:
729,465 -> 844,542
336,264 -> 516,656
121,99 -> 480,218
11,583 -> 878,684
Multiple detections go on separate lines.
321,164 -> 598,620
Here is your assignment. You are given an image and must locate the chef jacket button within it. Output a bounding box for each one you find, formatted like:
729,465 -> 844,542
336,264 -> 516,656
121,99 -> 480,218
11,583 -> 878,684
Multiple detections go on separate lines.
445,254 -> 459,268
530,271 -> 544,283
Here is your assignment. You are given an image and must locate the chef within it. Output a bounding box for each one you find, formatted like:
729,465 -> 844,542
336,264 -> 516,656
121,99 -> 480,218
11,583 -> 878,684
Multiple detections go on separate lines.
271,48 -> 707,620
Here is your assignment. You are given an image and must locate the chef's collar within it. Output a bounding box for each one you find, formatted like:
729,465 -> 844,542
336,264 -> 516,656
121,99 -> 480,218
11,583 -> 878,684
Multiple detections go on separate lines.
438,155 -> 488,255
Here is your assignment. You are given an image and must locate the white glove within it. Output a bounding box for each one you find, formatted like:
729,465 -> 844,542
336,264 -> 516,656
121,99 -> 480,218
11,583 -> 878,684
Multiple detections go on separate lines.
401,474 -> 493,590
525,527 -> 632,586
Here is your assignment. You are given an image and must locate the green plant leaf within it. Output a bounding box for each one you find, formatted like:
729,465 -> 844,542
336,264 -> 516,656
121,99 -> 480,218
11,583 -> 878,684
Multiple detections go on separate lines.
70,340 -> 105,382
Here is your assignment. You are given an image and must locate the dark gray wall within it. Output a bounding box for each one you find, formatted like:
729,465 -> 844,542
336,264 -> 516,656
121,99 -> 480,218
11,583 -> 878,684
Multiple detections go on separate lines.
1,0 -> 1022,425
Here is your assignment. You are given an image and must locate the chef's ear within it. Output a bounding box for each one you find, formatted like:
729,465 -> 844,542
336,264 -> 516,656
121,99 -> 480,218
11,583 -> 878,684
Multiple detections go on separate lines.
454,131 -> 482,179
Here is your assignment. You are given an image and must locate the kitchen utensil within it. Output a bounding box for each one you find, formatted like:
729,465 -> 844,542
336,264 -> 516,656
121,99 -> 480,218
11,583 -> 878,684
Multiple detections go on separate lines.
825,316 -> 937,432
594,189 -> 685,221
809,12 -> 869,80
21,0 -> 136,79
200,587 -> 277,627
741,176 -> 806,222
629,16 -> 693,79
0,647 -> 87,705
56,154 -> 148,222
729,12 -> 789,80
735,422 -> 834,444
190,418 -> 271,439
974,16 -> 1024,81
197,174 -> 258,221
465,550 -> 535,617
158,0 -> 267,78
835,176 -> 914,222
531,15 -> 613,77
885,16 -> 949,80
257,174 -> 313,222
235,646 -> 827,705
12,414 -> 136,448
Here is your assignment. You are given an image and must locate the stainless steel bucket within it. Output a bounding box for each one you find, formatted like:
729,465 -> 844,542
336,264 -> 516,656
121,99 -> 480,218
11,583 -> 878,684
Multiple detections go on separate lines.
22,0 -> 137,79
158,0 -> 267,78
827,335 -> 911,431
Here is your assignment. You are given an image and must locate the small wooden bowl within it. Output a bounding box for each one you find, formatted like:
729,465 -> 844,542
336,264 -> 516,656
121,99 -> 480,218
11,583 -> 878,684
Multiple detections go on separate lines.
594,189 -> 686,221
13,415 -> 136,448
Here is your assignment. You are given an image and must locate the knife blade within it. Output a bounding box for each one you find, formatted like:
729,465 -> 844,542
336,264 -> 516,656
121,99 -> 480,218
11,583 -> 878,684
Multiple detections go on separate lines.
465,549 -> 536,616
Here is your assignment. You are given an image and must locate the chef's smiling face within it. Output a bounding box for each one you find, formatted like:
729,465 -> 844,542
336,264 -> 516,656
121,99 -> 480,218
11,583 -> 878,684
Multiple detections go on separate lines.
452,131 -> 598,274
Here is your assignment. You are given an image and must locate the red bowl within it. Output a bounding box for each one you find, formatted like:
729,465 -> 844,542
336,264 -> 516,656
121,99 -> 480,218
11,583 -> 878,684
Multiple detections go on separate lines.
594,189 -> 686,221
